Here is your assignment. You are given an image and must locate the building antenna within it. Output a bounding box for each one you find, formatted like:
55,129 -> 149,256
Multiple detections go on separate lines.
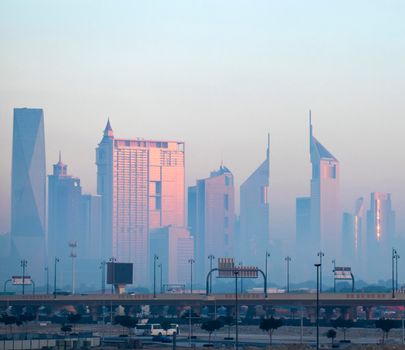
266,132 -> 270,160
58,150 -> 62,163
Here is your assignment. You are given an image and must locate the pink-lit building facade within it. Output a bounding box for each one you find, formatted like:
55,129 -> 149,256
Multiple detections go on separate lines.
96,121 -> 185,286
309,116 -> 341,256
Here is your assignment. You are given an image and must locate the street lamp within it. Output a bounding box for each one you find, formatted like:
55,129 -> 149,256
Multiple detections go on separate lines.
208,254 -> 215,294
20,259 -> 27,295
188,258 -> 195,293
44,266 -> 49,295
317,251 -> 324,293
69,241 -> 77,294
109,257 -> 117,294
153,254 -> 159,298
158,263 -> 163,293
265,251 -> 271,294
233,270 -> 239,350
238,261 -> 243,293
285,256 -> 291,293
395,250 -> 400,292
315,263 -> 321,350
53,257 -> 60,298
332,259 -> 336,293
99,260 -> 106,294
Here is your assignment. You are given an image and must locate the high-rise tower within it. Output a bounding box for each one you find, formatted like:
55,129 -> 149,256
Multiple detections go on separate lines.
239,135 -> 270,265
96,120 -> 185,286
309,113 -> 341,255
11,108 -> 46,283
188,165 -> 235,283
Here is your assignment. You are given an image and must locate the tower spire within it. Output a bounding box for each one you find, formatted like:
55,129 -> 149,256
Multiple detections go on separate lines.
103,118 -> 114,138
58,150 -> 62,163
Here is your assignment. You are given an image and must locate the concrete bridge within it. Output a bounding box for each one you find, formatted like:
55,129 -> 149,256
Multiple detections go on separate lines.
1,292 -> 404,308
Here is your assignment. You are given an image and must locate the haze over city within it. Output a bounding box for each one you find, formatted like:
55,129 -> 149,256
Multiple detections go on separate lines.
1,1 -> 405,287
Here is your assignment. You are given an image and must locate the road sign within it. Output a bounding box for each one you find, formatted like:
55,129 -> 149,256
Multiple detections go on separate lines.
217,258 -> 259,278
12,276 -> 32,285
334,267 -> 352,280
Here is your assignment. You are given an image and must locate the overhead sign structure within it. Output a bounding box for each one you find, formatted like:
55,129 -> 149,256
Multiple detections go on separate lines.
334,267 -> 352,280
12,276 -> 32,285
217,258 -> 259,279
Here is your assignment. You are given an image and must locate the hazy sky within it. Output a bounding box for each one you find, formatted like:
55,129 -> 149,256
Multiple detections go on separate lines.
1,1 -> 404,242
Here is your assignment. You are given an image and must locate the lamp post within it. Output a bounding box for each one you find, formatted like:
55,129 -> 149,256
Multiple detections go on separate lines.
315,263 -> 321,350
395,250 -> 400,292
332,259 -> 336,293
265,251 -> 270,294
158,263 -> 163,293
153,254 -> 159,298
20,259 -> 27,295
317,251 -> 324,293
99,260 -> 106,294
208,254 -> 215,294
44,266 -> 49,295
234,270 -> 239,350
109,257 -> 117,294
53,257 -> 60,298
69,241 -> 77,295
188,259 -> 195,293
285,256 -> 291,293
238,261 -> 243,293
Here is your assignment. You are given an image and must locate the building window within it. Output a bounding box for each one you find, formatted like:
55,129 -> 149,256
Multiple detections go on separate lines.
155,181 -> 161,195
224,194 -> 229,210
224,216 -> 229,228
156,197 -> 161,210
225,176 -> 230,186
329,164 -> 337,179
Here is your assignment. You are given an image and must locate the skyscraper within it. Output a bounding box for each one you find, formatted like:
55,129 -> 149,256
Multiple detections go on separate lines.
239,135 -> 270,265
48,153 -> 82,259
11,108 -> 46,283
188,165 -> 235,283
309,114 -> 341,255
96,120 -> 185,286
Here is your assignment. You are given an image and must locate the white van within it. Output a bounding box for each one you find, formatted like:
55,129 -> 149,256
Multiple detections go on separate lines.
134,323 -> 163,336
164,323 -> 180,336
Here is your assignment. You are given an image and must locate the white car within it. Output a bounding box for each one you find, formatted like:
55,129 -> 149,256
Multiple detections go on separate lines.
134,323 -> 164,336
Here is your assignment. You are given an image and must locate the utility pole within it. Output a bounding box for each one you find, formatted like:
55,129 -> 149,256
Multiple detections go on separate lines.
188,258 -> 195,293
208,254 -> 215,293
395,250 -> 400,292
158,263 -> 163,293
53,257 -> 60,298
285,256 -> 291,293
45,266 -> 49,295
332,259 -> 336,293
265,251 -> 270,294
392,248 -> 396,298
100,260 -> 106,294
317,251 -> 324,293
109,257 -> 117,294
234,270 -> 239,350
69,241 -> 77,294
315,263 -> 321,350
153,254 -> 159,298
20,259 -> 27,295
238,261 -> 243,293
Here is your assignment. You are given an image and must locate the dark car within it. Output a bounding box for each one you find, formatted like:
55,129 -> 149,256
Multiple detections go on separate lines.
152,334 -> 172,343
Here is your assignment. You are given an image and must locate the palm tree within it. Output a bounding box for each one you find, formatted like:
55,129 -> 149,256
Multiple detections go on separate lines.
326,329 -> 337,346
331,317 -> 354,341
201,319 -> 223,345
375,318 -> 396,344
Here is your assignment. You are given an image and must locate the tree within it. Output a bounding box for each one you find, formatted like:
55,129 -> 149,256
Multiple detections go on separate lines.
326,329 -> 337,346
67,312 -> 82,332
375,318 -> 396,344
114,315 -> 138,335
0,314 -> 17,334
60,324 -> 72,335
219,316 -> 234,339
331,317 -> 354,341
259,316 -> 283,345
201,319 -> 223,344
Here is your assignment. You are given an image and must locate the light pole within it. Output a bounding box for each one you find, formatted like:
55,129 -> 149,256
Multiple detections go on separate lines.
20,259 -> 27,295
265,251 -> 270,294
53,257 -> 60,298
285,256 -> 291,293
238,261 -> 243,293
153,254 -> 159,298
69,241 -> 77,295
234,270 -> 239,350
208,254 -> 215,294
44,266 -> 49,295
315,263 -> 321,350
317,251 -> 324,293
188,258 -> 195,293
158,263 -> 163,293
395,250 -> 400,292
99,260 -> 106,294
332,259 -> 336,293
109,257 -> 117,294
